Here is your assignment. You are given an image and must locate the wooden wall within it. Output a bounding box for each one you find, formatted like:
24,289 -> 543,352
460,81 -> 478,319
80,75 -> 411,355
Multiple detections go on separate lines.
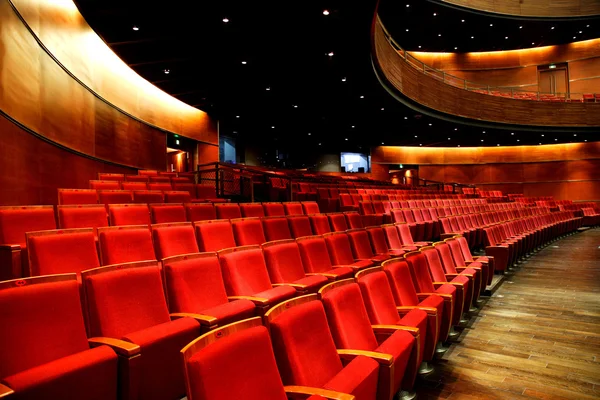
371,142 -> 600,202
439,0 -> 600,17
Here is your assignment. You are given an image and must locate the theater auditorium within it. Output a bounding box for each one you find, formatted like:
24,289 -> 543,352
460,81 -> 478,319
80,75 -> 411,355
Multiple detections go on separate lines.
0,0 -> 599,399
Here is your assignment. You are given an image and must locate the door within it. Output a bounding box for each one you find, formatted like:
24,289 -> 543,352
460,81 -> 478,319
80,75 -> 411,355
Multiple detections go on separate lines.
539,68 -> 568,97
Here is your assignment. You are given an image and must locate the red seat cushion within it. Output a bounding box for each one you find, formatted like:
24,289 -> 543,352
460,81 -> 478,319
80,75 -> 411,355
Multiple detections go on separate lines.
292,274 -> 329,291
2,346 -> 117,400
321,267 -> 354,280
322,355 -> 379,400
375,329 -> 415,394
201,300 -> 256,326
254,286 -> 296,304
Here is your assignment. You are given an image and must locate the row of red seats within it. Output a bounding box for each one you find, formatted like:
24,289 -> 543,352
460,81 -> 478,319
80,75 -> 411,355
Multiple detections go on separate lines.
84,182 -> 216,200
60,189 -> 200,205
96,174 -> 192,183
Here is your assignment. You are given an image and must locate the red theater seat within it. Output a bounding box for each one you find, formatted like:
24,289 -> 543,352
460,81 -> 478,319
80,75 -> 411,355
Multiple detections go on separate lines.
263,203 -> 286,217
346,229 -> 391,264
125,175 -> 149,182
0,205 -> 56,280
108,204 -> 150,226
0,275 -> 118,400
57,205 -> 108,236
97,225 -> 156,265
262,216 -> 293,241
172,183 -> 196,199
366,226 -> 405,257
320,280 -> 417,398
149,204 -> 187,224
90,180 -> 120,190
181,318 -> 341,400
81,261 -> 201,400
327,213 -> 348,232
162,253 -> 255,328
231,217 -> 267,246
149,176 -> 171,182
132,190 -> 164,204
262,240 -> 328,293
185,203 -> 216,222
288,215 -> 313,238
267,296 -> 380,400
344,212 -> 365,229
58,189 -> 98,205
26,228 -> 99,277
196,184 -> 218,200
164,191 -> 192,203
302,201 -> 320,214
283,202 -> 304,216
455,235 -> 494,285
310,214 -> 332,235
240,203 -> 265,218
396,223 -> 431,248
151,222 -> 199,259
296,236 -> 354,280
218,246 -> 296,313
121,182 -> 148,191
215,204 -> 242,220
323,232 -> 374,270
445,238 -> 488,294
148,183 -> 172,191
98,190 -> 133,205
195,220 -> 236,252
98,173 -> 124,181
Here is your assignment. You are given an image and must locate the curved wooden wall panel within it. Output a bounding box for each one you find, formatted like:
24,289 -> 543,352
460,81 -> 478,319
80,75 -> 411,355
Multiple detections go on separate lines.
0,0 -> 168,170
0,113 -> 136,206
373,19 -> 600,127
438,0 -> 600,18
10,0 -> 217,144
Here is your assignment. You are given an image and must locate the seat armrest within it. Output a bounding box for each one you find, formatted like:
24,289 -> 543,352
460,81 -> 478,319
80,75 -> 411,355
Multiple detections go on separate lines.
336,349 -> 393,366
372,324 -> 419,336
447,273 -> 473,279
228,295 -> 270,306
88,337 -> 141,357
0,244 -> 22,280
433,281 -> 464,289
417,292 -> 452,300
284,385 -> 355,400
306,272 -> 337,279
272,283 -> 307,290
170,312 -> 218,327
396,306 -> 437,316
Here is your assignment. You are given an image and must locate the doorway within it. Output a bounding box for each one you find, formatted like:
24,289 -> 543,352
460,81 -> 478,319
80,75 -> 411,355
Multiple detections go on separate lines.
538,64 -> 569,97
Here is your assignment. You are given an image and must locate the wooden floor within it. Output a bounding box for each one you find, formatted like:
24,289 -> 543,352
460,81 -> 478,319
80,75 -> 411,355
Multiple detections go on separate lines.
417,228 -> 600,399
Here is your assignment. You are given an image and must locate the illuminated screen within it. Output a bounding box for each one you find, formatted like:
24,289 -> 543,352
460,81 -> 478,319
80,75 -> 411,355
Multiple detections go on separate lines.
341,152 -> 369,173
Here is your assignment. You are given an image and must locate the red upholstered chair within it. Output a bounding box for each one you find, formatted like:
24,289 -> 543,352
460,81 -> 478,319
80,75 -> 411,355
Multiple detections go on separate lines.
328,213 -> 349,232
162,253 -> 255,329
344,212 -> 365,229
196,184 -> 218,200
287,215 -> 313,238
81,261 -> 202,400
240,203 -> 265,218
164,191 -> 192,203
58,189 -> 98,205
57,205 -> 108,236
186,203 -> 216,222
346,229 -> 390,264
355,268 -> 430,384
365,227 -> 405,258
26,228 -> 99,277
126,175 -> 149,182
231,217 -> 267,246
132,190 -> 164,204
0,205 -> 56,280
262,240 -> 329,293
149,175 -> 171,182
381,224 -> 417,253
455,235 -> 494,285
420,246 -> 473,316
263,202 -> 286,217
108,204 -> 150,226
382,258 -> 449,344
0,274 -> 119,400
395,223 -> 431,248
215,204 -> 242,219
444,238 -> 487,295
283,202 -> 304,216
139,170 -> 158,176
404,252 -> 461,329
323,232 -> 374,270
151,222 -> 199,260
181,317 -> 345,400
194,220 -> 236,252
296,236 -> 354,280
148,183 -> 172,191
310,214 -> 332,235
97,225 -> 156,265
262,217 -> 293,241
121,182 -> 148,191
319,280 -> 417,399
90,180 -> 120,190
171,177 -> 191,184
98,173 -> 124,181
266,295 -> 380,399
149,204 -> 187,224
172,183 -> 196,199
217,246 -> 297,314
98,190 -> 133,205
302,202 -> 320,215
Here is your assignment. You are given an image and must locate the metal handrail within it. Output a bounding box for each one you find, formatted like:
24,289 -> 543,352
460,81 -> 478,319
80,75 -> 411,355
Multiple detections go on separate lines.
377,16 -> 599,103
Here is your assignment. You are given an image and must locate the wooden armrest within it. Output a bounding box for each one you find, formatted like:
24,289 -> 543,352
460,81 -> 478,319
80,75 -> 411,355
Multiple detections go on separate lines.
272,283 -> 307,290
397,306 -> 437,315
372,324 -> 419,336
170,312 -> 218,326
88,337 -> 140,357
447,273 -> 473,279
0,382 -> 14,398
417,292 -> 452,300
0,244 -> 20,250
306,272 -> 337,279
337,349 -> 393,365
434,281 -> 464,288
228,296 -> 269,306
284,385 -> 355,400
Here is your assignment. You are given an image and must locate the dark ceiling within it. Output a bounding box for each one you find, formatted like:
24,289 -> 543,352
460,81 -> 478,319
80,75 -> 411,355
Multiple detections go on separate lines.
74,0 -> 600,168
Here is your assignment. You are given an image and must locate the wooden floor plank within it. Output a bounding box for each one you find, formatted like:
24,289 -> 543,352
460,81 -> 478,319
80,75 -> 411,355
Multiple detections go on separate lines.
416,228 -> 600,400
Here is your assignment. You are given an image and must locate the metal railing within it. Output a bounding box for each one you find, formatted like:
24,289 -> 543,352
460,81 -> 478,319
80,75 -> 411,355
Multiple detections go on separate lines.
379,16 -> 599,103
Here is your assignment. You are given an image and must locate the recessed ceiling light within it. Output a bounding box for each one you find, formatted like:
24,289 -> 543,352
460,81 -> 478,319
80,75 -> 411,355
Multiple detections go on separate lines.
241,61 -> 247,65
481,139 -> 484,142
505,36 -> 509,39
586,25 -> 590,28
428,123 -> 432,126
461,19 -> 465,22
433,13 -> 437,16
351,125 -> 355,128
471,36 -> 474,39
322,10 -> 330,15
404,117 -> 408,120
483,131 -> 486,133
579,31 -> 583,34
454,47 -> 458,50
490,24 -> 493,27
271,126 -> 275,129
132,26 -> 139,31
448,138 -> 451,140
573,36 -> 576,39
406,4 -> 410,7
308,133 -> 311,136
541,134 -> 544,137
539,143 -> 542,145
341,77 -> 347,82
419,144 -> 422,146
235,115 -> 240,118
555,138 -> 558,141
406,29 -> 409,32
266,87 -> 270,91
345,138 -> 348,141
381,107 -> 385,111
519,26 -> 523,29
497,144 -> 500,146
382,142 -> 385,144
517,139 -> 520,142
458,145 -> 460,147
454,128 -> 458,131
164,69 -> 170,74
438,34 -> 442,37
318,143 -> 322,145
327,52 -> 334,57
414,135 -> 418,138
359,95 -> 365,99
511,132 -> 514,135
293,105 -> 298,108
574,133 -> 577,136
551,27 -> 555,30
532,42 -> 535,45
222,18 -> 229,23
585,139 -> 587,142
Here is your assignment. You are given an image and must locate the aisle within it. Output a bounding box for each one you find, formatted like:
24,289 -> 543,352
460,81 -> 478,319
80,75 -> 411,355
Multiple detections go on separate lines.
417,229 -> 600,399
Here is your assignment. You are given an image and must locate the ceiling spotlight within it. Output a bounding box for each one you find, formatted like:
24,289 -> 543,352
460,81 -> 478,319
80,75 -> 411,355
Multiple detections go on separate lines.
381,142 -> 385,144
448,138 -> 451,140
461,19 -> 465,22
322,10 -> 330,15
579,31 -> 583,34
532,42 -> 535,45
438,34 -> 442,37
406,29 -> 409,32
308,133 -> 311,136
351,125 -> 355,128
541,134 -> 545,137
293,105 -> 298,108
345,138 -> 348,141
454,128 -> 458,131
406,4 -> 410,7
555,138 -> 558,141
132,26 -> 140,31
163,69 -> 170,74
539,143 -> 542,145
490,24 -> 493,27
241,61 -> 247,65
519,26 -> 523,29
222,18 -> 229,23
419,144 -> 422,146
433,13 -> 437,16
428,123 -> 432,126
327,52 -> 334,57
381,107 -> 385,111
573,36 -> 576,39
497,144 -> 500,146
271,126 -> 275,129
266,87 -> 271,91
359,95 -> 365,99
418,45 -> 422,48
235,115 -> 240,118
586,25 -> 590,28
471,36 -> 474,39
481,139 -> 484,142
517,139 -> 520,142
458,145 -> 460,147
505,36 -> 509,39
341,77 -> 347,82
414,135 -> 418,138
551,26 -> 555,30
511,132 -> 514,135
574,133 -> 577,136
404,117 -> 408,120
318,143 -> 322,146
483,131 -> 486,133
454,47 -> 458,50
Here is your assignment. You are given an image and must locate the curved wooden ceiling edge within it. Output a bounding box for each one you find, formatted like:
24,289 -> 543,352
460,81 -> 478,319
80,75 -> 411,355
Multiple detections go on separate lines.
434,0 -> 600,19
